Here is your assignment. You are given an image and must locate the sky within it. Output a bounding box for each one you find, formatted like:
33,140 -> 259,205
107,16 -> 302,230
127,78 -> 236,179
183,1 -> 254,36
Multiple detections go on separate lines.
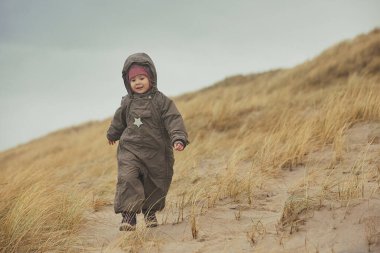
0,0 -> 379,151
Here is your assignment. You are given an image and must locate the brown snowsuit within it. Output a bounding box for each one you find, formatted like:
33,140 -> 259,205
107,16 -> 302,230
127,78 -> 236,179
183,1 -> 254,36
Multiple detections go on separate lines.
107,53 -> 189,214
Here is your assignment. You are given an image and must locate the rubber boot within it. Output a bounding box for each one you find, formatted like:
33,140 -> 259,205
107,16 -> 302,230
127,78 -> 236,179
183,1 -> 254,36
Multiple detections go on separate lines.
119,212 -> 137,231
143,209 -> 158,228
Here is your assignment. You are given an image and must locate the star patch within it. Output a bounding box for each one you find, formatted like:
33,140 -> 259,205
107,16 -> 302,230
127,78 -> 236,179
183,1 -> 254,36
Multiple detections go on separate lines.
133,117 -> 143,127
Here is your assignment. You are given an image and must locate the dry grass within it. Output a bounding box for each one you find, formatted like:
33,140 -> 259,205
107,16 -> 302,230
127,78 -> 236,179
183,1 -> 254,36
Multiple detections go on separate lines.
0,28 -> 380,252
117,225 -> 160,253
0,181 -> 87,252
247,219 -> 266,246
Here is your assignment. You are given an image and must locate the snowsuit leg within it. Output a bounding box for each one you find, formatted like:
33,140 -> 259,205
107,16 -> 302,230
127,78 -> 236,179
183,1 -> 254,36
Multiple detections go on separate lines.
142,150 -> 174,212
114,149 -> 145,214
142,175 -> 170,212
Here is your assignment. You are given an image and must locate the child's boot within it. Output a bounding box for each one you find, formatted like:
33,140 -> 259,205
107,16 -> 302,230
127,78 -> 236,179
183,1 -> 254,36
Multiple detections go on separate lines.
119,212 -> 137,231
143,210 -> 158,228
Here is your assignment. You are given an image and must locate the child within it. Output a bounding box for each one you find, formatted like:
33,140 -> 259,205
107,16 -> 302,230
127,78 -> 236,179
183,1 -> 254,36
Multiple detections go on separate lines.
107,52 -> 189,231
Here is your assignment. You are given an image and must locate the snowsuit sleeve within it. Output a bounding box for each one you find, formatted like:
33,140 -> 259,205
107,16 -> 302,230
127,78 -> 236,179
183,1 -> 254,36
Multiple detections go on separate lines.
107,97 -> 128,141
161,95 -> 189,147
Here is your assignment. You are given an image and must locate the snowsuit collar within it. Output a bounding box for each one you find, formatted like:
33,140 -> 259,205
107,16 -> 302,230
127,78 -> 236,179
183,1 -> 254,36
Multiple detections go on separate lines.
122,53 -> 158,96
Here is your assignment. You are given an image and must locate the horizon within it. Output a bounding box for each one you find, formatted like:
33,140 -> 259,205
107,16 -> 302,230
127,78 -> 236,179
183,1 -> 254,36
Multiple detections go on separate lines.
1,0 -> 380,151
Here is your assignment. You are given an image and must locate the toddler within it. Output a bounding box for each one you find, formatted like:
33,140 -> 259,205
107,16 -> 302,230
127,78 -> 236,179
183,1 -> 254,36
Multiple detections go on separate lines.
107,52 -> 189,231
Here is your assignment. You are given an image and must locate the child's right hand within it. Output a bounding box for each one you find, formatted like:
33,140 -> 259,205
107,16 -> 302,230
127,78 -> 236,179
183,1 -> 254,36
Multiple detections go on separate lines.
108,140 -> 116,145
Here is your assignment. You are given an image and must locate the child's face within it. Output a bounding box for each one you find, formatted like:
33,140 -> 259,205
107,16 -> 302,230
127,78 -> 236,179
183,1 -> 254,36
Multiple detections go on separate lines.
130,74 -> 151,94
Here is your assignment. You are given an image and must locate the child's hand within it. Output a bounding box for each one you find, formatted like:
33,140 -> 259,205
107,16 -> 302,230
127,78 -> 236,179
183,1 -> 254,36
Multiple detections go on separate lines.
173,141 -> 184,151
108,140 -> 116,145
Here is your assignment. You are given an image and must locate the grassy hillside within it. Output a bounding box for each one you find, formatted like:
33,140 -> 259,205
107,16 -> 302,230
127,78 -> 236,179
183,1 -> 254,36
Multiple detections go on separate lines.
1,28 -> 380,252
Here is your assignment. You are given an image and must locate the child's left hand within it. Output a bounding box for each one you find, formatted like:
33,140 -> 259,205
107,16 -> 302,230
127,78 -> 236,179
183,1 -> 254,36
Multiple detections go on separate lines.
173,141 -> 184,151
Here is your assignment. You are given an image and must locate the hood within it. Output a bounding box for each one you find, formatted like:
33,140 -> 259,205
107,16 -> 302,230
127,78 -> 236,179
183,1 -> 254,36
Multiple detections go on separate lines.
122,52 -> 157,95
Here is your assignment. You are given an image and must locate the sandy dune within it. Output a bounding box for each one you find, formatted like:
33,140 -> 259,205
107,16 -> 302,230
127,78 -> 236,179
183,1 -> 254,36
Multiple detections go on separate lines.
78,123 -> 380,253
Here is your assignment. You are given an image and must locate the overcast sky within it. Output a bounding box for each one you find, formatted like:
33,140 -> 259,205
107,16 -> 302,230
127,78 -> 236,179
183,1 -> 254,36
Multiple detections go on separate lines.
0,0 -> 379,151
